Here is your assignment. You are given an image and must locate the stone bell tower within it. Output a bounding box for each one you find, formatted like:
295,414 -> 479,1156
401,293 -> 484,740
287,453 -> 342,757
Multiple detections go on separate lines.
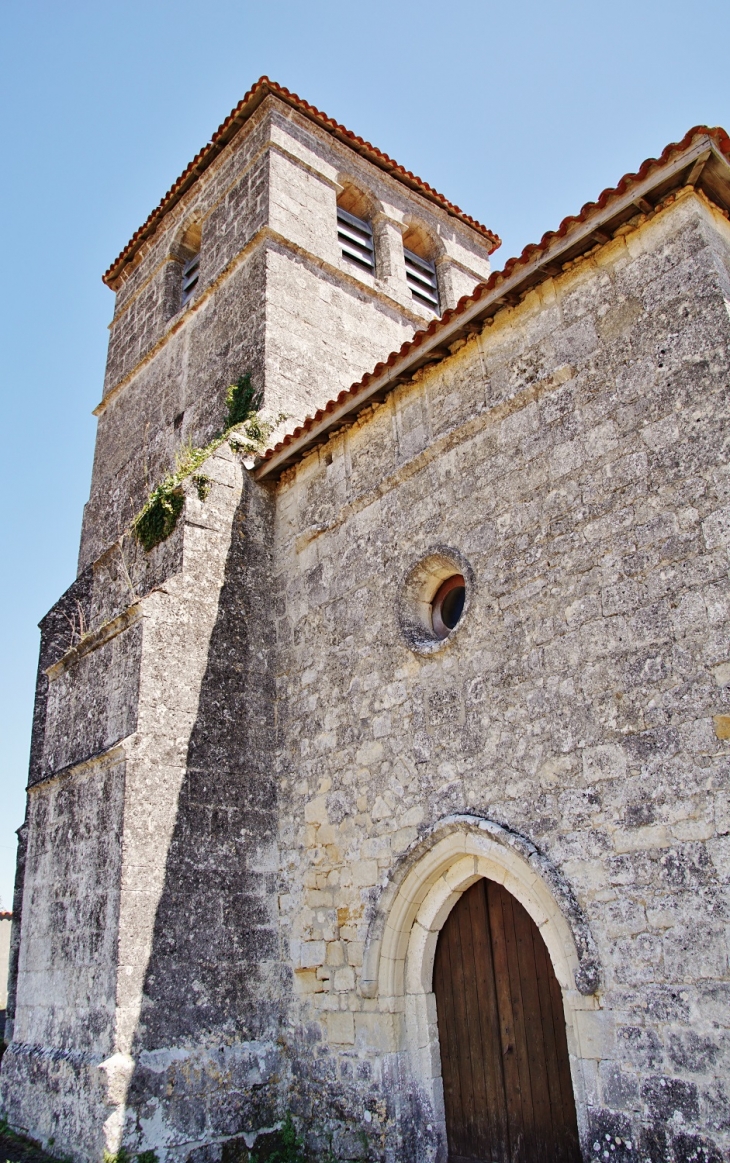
0,78 -> 497,1161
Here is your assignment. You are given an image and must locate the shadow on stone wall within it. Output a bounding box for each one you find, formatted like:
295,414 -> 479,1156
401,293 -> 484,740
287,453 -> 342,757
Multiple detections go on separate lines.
121,474 -> 418,1162
126,478 -> 287,1153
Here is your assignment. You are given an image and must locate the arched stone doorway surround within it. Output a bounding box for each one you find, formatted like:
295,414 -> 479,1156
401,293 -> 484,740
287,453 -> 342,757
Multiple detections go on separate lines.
360,815 -> 601,1159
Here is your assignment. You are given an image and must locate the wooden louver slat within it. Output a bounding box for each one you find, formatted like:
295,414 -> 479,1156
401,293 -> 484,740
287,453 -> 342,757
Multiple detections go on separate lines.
404,247 -> 439,311
337,207 -> 375,272
181,253 -> 200,305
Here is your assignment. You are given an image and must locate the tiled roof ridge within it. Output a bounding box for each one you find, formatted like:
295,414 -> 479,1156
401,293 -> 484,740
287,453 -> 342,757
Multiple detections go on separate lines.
258,124 -> 730,473
103,76 -> 501,288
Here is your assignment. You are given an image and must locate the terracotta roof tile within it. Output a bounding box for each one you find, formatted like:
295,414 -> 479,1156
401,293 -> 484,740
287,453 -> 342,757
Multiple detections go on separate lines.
103,77 -> 500,288
256,125 -> 730,478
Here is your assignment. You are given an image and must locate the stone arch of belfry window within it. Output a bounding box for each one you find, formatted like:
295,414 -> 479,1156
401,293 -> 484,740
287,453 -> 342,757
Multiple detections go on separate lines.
336,176 -> 378,223
402,218 -> 443,312
401,218 -> 442,263
359,815 -> 601,1154
336,178 -> 379,275
174,219 -> 202,266
172,218 -> 203,308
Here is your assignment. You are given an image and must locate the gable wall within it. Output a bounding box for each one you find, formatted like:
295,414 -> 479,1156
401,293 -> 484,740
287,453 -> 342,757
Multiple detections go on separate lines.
271,191 -> 730,1158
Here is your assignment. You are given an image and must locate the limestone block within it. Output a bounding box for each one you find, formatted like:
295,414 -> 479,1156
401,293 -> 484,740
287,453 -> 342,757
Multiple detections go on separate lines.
333,966 -> 355,992
702,504 -> 730,550
355,1012 -> 399,1054
713,715 -> 730,740
351,860 -> 379,888
299,941 -> 326,968
326,941 -> 345,967
599,1061 -> 641,1111
346,941 -> 364,967
582,745 -> 628,783
575,1010 -> 617,1060
391,826 -> 418,853
293,969 -> 325,995
304,796 -> 329,825
326,1012 -> 355,1045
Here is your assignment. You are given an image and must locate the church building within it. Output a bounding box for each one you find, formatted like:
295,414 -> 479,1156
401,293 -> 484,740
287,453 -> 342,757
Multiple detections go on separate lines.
2,78 -> 730,1163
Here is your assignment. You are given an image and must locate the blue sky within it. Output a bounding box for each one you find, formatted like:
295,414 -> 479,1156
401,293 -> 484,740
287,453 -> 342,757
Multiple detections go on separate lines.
1,0 -> 729,910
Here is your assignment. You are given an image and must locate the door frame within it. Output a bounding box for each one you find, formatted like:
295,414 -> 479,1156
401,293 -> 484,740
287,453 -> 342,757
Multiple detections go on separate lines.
360,816 -> 603,1162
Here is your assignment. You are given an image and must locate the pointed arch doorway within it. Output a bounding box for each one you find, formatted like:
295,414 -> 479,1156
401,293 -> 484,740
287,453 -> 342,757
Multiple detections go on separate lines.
433,878 -> 581,1163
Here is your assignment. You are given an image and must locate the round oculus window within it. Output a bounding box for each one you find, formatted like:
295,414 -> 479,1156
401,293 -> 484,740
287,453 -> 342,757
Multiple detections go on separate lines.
431,574 -> 466,639
397,547 -> 473,654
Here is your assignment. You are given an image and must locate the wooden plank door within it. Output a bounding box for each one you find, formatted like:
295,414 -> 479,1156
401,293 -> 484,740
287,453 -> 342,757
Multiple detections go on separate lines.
433,879 -> 581,1163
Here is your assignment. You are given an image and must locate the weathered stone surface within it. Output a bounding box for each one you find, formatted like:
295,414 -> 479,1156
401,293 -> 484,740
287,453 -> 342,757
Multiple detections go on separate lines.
270,195 -> 730,1160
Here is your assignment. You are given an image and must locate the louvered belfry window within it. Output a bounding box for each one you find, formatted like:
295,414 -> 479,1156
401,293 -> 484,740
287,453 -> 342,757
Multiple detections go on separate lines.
181,252 -> 200,306
404,248 -> 439,312
337,207 -> 375,273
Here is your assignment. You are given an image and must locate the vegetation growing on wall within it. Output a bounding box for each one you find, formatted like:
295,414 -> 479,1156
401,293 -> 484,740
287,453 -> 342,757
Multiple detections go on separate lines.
250,1114 -> 306,1163
132,374 -> 279,552
102,1150 -> 159,1163
246,1113 -> 363,1163
224,372 -> 262,428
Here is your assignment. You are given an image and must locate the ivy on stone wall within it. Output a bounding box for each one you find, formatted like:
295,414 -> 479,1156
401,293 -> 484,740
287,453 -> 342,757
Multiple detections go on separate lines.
132,374 -> 278,552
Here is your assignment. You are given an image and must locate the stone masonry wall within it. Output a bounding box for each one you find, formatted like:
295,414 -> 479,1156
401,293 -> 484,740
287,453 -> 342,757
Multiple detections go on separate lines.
3,444 -> 285,1161
263,241 -> 420,430
80,244 -> 269,570
118,449 -> 283,1162
1,754 -> 125,1155
102,110 -> 274,394
271,191 -> 730,1162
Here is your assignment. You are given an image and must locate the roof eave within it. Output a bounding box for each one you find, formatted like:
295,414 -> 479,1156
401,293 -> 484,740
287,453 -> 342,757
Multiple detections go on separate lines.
102,79 -> 501,290
254,131 -> 730,483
